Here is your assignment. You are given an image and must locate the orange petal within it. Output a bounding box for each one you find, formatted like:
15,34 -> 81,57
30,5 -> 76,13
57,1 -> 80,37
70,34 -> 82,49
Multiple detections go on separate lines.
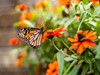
20,51 -> 27,58
53,61 -> 58,66
85,31 -> 96,39
46,69 -> 52,74
74,35 -> 78,40
46,71 -> 51,75
48,63 -> 55,71
16,59 -> 23,68
68,37 -> 78,42
83,30 -> 89,36
60,25 -> 65,30
82,41 -> 90,48
69,45 -> 75,50
77,44 -> 84,54
88,41 -> 96,47
69,42 -> 80,50
89,35 -> 97,40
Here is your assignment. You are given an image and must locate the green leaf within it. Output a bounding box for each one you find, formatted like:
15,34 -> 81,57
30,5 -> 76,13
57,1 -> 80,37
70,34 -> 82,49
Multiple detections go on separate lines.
64,55 -> 78,62
65,19 -> 74,27
53,54 -> 57,61
78,60 -> 84,64
95,21 -> 100,36
79,3 -> 85,13
67,63 -> 82,75
82,0 -> 89,4
64,57 -> 74,62
85,58 -> 92,71
93,6 -> 100,17
87,21 -> 97,27
94,63 -> 100,75
63,60 -> 78,75
57,50 -> 64,75
85,2 -> 92,10
81,64 -> 89,75
24,20 -> 34,27
95,41 -> 100,59
59,18 -> 67,25
95,59 -> 100,72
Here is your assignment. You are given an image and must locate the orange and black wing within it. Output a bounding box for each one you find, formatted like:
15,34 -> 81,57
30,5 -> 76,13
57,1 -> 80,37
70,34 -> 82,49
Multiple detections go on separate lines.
18,28 -> 40,41
27,28 -> 44,48
18,27 -> 44,48
27,32 -> 43,48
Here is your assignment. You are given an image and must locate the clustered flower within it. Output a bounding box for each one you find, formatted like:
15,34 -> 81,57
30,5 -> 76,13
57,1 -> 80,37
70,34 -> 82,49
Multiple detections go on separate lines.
58,0 -> 70,6
68,30 -> 96,54
19,11 -> 34,28
42,25 -> 65,42
9,37 -> 18,46
91,0 -> 100,3
20,11 -> 34,20
35,0 -> 45,9
46,61 -> 58,75
16,51 -> 27,68
16,4 -> 28,11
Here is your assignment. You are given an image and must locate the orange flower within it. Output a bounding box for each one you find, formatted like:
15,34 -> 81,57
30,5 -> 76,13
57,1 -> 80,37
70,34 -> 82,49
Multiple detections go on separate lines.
20,11 -> 26,21
46,61 -> 58,75
53,25 -> 65,37
16,59 -> 23,68
9,38 -> 18,46
19,21 -> 26,28
42,25 -> 65,42
52,6 -> 58,14
26,12 -> 34,20
35,0 -> 44,9
20,11 -> 34,20
68,30 -> 96,54
20,51 -> 27,58
90,0 -> 100,3
16,51 -> 27,68
42,30 -> 54,42
16,4 -> 27,11
58,0 -> 70,6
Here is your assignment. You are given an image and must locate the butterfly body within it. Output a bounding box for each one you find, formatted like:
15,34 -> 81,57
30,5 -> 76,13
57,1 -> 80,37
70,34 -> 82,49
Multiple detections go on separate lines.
18,27 -> 44,48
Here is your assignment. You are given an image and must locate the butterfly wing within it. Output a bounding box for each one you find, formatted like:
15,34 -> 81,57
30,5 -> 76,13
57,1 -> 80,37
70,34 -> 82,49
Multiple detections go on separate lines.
27,28 -> 44,48
18,28 -> 40,42
27,32 -> 43,48
18,27 -> 44,48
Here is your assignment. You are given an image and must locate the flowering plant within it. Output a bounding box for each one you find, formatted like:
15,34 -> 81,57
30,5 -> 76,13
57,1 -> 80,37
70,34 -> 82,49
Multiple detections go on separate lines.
12,0 -> 100,75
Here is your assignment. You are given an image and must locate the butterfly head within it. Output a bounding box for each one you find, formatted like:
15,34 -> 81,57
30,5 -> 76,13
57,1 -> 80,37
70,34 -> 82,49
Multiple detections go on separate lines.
40,27 -> 44,34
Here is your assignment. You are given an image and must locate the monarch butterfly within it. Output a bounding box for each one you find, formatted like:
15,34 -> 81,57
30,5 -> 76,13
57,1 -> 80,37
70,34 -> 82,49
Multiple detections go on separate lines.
18,27 -> 44,48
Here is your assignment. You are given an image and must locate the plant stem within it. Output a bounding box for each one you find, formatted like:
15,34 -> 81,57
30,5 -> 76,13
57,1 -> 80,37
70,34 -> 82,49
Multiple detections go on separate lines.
89,49 -> 95,56
52,40 -> 60,51
61,39 -> 69,49
61,39 -> 76,54
63,60 -> 78,75
77,12 -> 87,32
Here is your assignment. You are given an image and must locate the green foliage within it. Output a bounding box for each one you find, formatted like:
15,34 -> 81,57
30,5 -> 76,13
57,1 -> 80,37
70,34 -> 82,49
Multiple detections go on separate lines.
57,50 -> 64,75
95,42 -> 100,59
14,0 -> 100,75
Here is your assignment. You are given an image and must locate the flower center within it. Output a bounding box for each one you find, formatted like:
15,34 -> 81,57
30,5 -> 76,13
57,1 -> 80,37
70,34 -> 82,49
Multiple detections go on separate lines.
52,69 -> 56,73
78,34 -> 84,42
